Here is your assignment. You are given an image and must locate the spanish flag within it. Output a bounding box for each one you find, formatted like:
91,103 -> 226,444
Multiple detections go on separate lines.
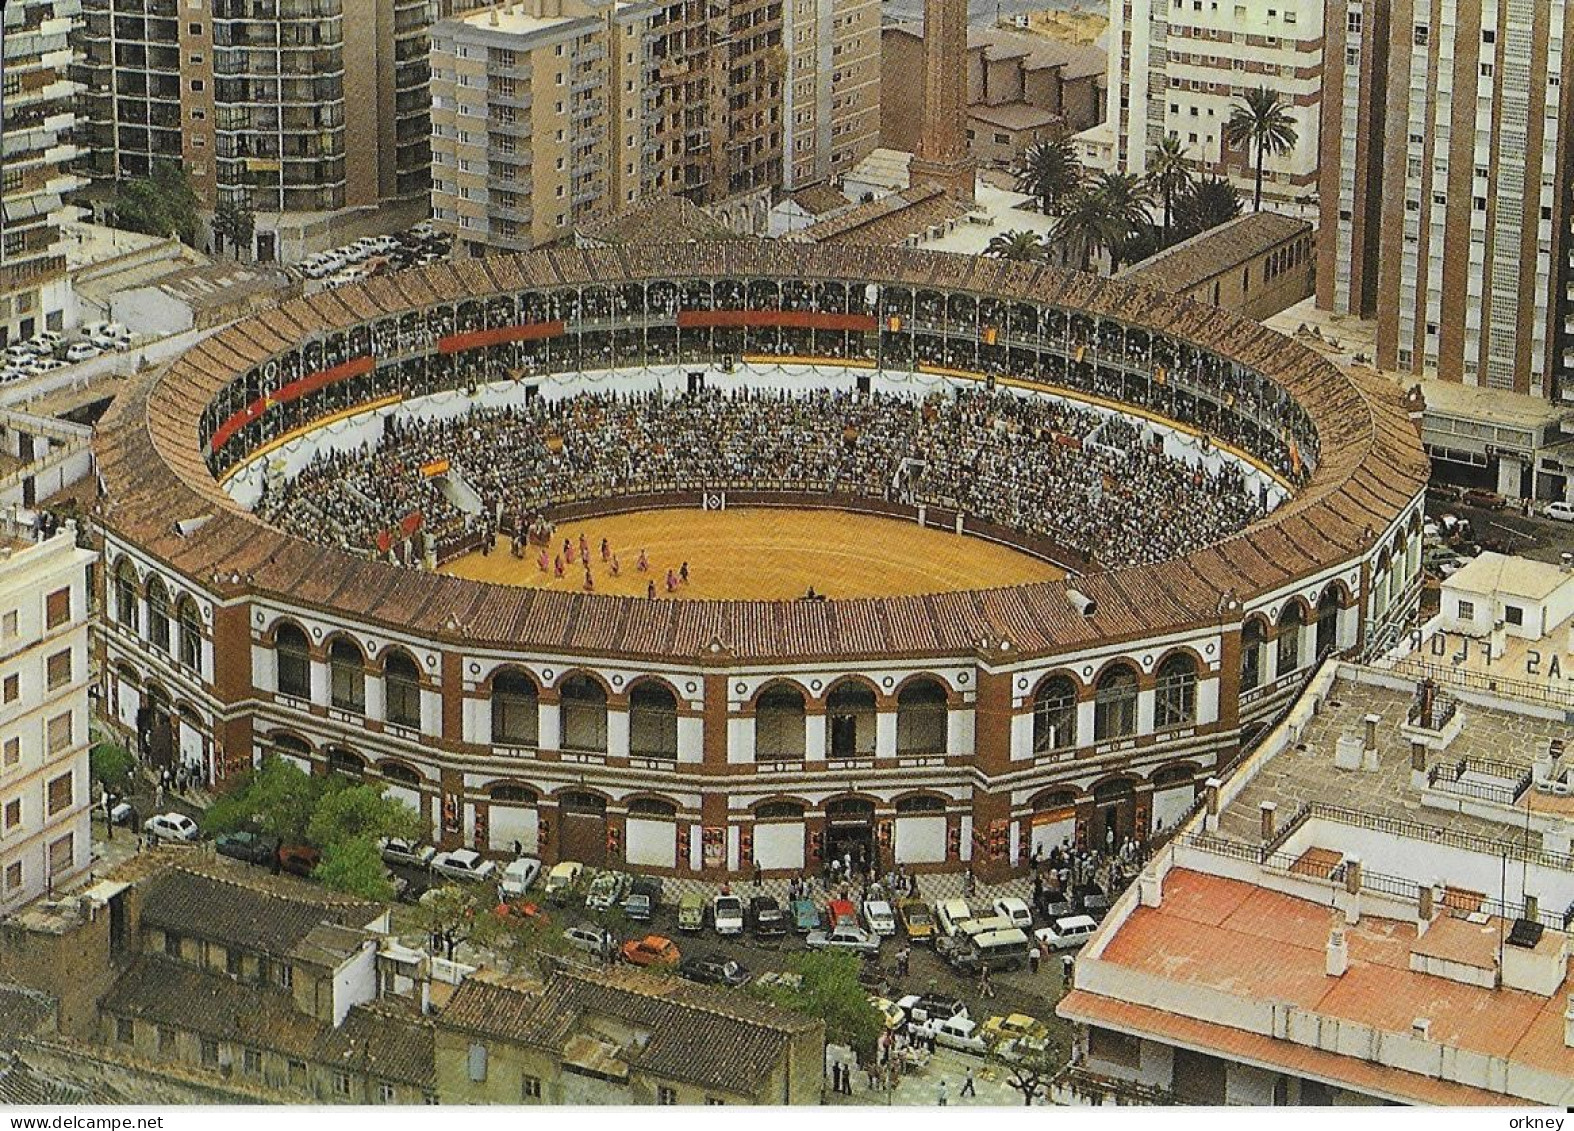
982,326 -> 998,346
887,315 -> 903,333
1074,345 -> 1085,363
419,457 -> 451,479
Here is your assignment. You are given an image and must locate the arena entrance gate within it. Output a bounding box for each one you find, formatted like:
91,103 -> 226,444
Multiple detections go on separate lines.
824,797 -> 876,874
1092,779 -> 1137,853
137,685 -> 175,771
558,791 -> 607,866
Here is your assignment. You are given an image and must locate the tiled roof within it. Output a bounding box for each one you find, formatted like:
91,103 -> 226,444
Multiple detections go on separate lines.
95,242 -> 1428,664
315,1002 -> 436,1090
139,867 -> 381,958
968,102 -> 1061,131
795,185 -> 974,246
1116,212 -> 1310,295
786,184 -> 852,217
0,1053 -> 89,1106
442,967 -> 818,1096
101,955 -> 325,1051
573,194 -> 742,247
0,984 -> 56,1044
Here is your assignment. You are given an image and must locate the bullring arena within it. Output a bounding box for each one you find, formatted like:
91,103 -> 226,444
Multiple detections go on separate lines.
94,243 -> 1428,881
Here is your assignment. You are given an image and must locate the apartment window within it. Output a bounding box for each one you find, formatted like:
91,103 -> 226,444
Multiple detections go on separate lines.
116,1018 -> 135,1044
657,1086 -> 677,1105
3,675 -> 17,704
45,650 -> 71,692
1480,63 -> 1493,78
48,833 -> 72,874
1413,25 -> 1428,46
200,1039 -> 219,1067
243,1048 -> 262,1075
1457,600 -> 1475,620
46,712 -> 72,755
1,74 -> 19,98
333,1073 -> 351,1097
163,931 -> 181,958
2,611 -> 17,640
191,79 -> 205,92
467,1043 -> 488,1083
4,798 -> 21,831
3,862 -> 20,891
1483,29 -> 1495,44
46,772 -> 72,816
521,1075 -> 541,1100
189,21 -> 201,32
377,1082 -> 396,1104
45,588 -> 69,630
279,963 -> 293,989
1505,605 -> 1524,627
4,738 -> 19,768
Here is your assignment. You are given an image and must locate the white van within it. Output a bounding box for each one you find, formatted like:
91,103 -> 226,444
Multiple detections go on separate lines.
934,898 -> 974,938
1035,914 -> 1098,951
947,927 -> 1032,974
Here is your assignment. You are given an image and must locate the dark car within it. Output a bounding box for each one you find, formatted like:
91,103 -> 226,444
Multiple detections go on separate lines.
624,877 -> 663,922
277,844 -> 321,877
677,954 -> 752,988
899,992 -> 967,1025
748,895 -> 787,937
215,830 -> 280,866
1462,487 -> 1508,510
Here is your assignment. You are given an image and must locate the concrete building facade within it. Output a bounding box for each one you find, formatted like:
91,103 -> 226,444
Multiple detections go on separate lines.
1318,0 -> 1574,401
1102,0 -> 1322,206
0,522 -> 96,915
1,0 -> 82,347
783,0 -> 880,191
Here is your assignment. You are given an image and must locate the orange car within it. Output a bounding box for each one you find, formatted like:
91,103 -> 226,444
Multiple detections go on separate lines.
620,934 -> 681,968
494,900 -> 549,926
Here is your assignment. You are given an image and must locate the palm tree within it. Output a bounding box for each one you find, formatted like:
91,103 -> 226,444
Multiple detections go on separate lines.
1174,175 -> 1243,239
1014,137 -> 1083,216
1144,134 -> 1193,246
1223,87 -> 1298,211
984,229 -> 1047,261
1051,173 -> 1154,275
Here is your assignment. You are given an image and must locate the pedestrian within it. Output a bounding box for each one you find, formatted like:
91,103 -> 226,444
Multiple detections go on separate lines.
680,560 -> 689,584
895,946 -> 909,978
960,1068 -> 976,1098
978,962 -> 995,999
647,579 -> 656,599
937,1079 -> 948,1106
841,1062 -> 853,1096
753,859 -> 763,887
512,839 -> 522,856
1029,946 -> 1040,975
1062,954 -> 1075,985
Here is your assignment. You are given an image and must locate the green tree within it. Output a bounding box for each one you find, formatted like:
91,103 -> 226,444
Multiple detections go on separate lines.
112,160 -> 201,246
203,755 -> 327,843
1223,87 -> 1299,212
984,229 -> 1047,262
212,199 -> 256,259
314,837 -> 398,902
1013,137 -> 1083,217
305,784 -> 421,852
412,884 -> 495,960
989,1039 -> 1067,1106
89,742 -> 134,795
1174,175 -> 1243,239
1145,134 -> 1194,246
1054,173 -> 1153,274
747,951 -> 882,1063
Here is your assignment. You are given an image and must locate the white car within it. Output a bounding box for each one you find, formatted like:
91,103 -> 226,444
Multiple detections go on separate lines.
26,331 -> 61,355
862,899 -> 897,937
562,922 -> 616,959
430,848 -> 497,882
1035,914 -> 1098,951
992,896 -> 1034,930
64,343 -> 100,364
2,345 -> 33,365
498,855 -> 542,898
30,359 -> 65,374
543,860 -> 584,902
1546,501 -> 1574,523
378,836 -> 436,868
712,893 -> 745,935
805,922 -> 881,955
911,1014 -> 988,1055
144,812 -> 199,843
339,243 -> 371,264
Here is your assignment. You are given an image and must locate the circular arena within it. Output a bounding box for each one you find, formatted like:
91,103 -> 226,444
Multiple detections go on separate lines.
95,243 -> 1428,881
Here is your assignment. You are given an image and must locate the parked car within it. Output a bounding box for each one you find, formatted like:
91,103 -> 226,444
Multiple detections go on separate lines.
1,345 -> 32,366
623,876 -> 663,921
910,1014 -> 988,1055
498,856 -> 542,899
88,333 -> 128,353
562,922 -> 616,959
543,861 -> 584,904
63,342 -> 100,364
896,992 -> 967,1026
825,898 -> 858,929
584,870 -> 631,911
1035,914 -> 1099,951
981,1013 -> 1050,1052
143,812 -> 199,843
748,895 -> 787,937
1546,501 -> 1574,523
214,830 -> 279,865
897,898 -> 935,943
26,331 -> 61,356
378,836 -> 436,869
677,892 -> 707,932
789,897 -> 821,934
1462,487 -> 1508,510
621,934 -> 681,968
430,848 -> 497,882
805,922 -> 881,955
934,898 -> 974,938
678,954 -> 751,987
493,899 -> 548,927
869,996 -> 907,1031
1079,890 -> 1114,921
862,899 -> 897,937
277,844 -> 321,877
712,894 -> 745,936
992,897 -> 1034,930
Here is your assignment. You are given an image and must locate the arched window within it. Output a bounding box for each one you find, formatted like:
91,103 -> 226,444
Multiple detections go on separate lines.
559,790 -> 606,814
491,784 -> 536,803
825,797 -> 875,821
1093,663 -> 1139,741
894,794 -> 945,814
1315,588 -> 1341,660
628,797 -> 676,818
491,669 -> 539,746
1154,653 -> 1198,729
1276,604 -> 1304,676
176,598 -> 202,672
559,674 -> 608,753
755,684 -> 806,760
327,747 -> 363,778
271,733 -> 312,765
383,651 -> 421,729
383,763 -> 420,786
755,800 -> 805,821
628,681 -> 678,760
1240,618 -> 1265,692
1032,675 -> 1078,754
146,577 -> 170,654
827,680 -> 876,758
275,623 -> 311,700
895,678 -> 948,755
329,638 -> 366,713
114,560 -> 138,630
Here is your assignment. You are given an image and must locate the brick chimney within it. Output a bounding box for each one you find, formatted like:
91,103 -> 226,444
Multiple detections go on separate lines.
908,0 -> 976,203
1260,801 -> 1277,842
1340,855 -> 1362,924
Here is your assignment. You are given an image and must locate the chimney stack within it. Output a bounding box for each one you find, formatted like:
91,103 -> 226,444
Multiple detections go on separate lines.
1340,855 -> 1362,924
1412,1018 -> 1431,1041
1344,856 -> 1362,894
1564,995 -> 1574,1049
1524,893 -> 1540,922
1410,740 -> 1427,771
1203,777 -> 1222,832
1260,801 -> 1277,842
1562,553 -> 1572,574
908,0 -> 976,203
1363,713 -> 1380,752
1417,881 -> 1437,934
1325,928 -> 1348,977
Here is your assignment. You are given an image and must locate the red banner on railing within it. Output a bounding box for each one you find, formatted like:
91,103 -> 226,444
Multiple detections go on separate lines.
437,321 -> 566,354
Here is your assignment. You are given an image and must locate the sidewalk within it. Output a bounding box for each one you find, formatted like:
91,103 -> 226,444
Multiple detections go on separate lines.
825,1046 -> 1034,1106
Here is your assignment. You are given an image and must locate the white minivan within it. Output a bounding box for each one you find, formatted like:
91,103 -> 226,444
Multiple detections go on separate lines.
1035,913 -> 1098,951
934,898 -> 974,938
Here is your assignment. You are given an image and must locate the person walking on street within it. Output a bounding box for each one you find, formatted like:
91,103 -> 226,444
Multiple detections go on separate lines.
961,1068 -> 976,1098
979,962 -> 995,999
937,1079 -> 949,1106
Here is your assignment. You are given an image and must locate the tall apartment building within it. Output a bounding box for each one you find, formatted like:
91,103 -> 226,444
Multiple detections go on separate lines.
430,0 -> 656,256
1319,0 -> 1574,401
783,0 -> 879,191
0,523 -> 96,916
1,0 -> 82,347
73,0 -> 432,263
1103,0 -> 1322,206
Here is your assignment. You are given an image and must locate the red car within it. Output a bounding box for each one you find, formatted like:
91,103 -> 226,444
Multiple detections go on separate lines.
494,900 -> 549,926
620,934 -> 681,968
277,844 -> 321,877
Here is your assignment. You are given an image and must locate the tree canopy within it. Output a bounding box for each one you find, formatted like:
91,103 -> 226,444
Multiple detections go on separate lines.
306,783 -> 421,852
1223,87 -> 1298,211
984,229 -> 1047,262
1014,137 -> 1083,217
748,950 -> 882,1062
204,756 -> 331,844
314,837 -> 399,902
89,742 -> 134,795
112,161 -> 201,247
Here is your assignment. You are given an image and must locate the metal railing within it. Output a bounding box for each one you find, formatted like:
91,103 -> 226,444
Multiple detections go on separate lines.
1397,658 -> 1574,711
